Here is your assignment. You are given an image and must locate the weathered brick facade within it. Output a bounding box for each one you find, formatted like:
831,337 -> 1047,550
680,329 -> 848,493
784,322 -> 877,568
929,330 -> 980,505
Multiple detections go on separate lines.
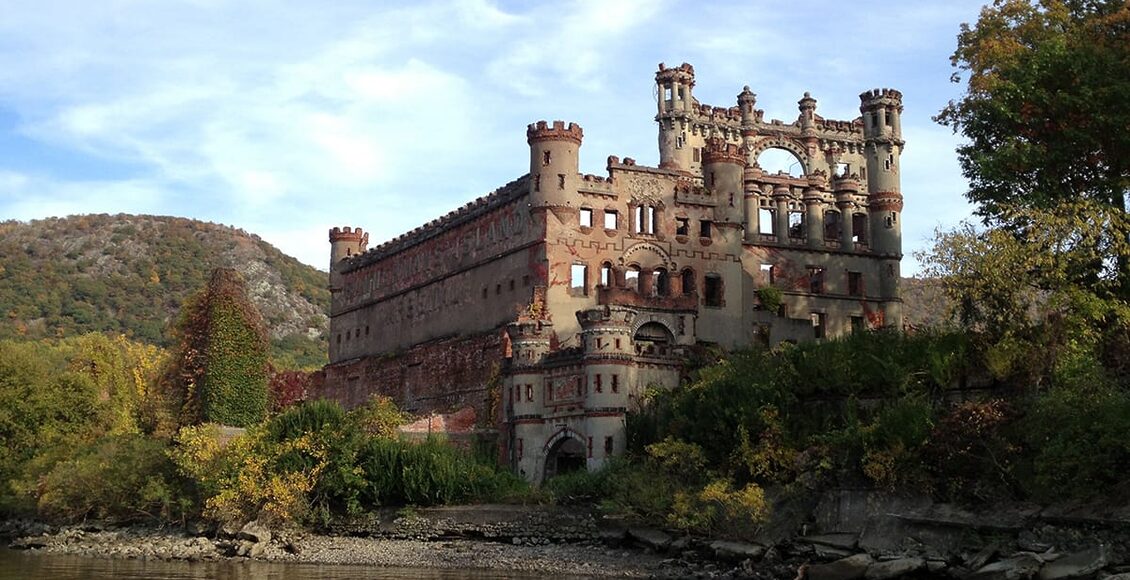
318,63 -> 905,482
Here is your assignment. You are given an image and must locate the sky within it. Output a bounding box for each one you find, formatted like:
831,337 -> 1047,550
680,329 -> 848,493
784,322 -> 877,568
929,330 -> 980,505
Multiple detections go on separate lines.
0,0 -> 988,274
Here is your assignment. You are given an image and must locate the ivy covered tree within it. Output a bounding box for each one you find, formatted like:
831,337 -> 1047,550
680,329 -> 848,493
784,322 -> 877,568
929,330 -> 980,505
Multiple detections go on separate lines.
164,268 -> 269,428
936,0 -> 1130,291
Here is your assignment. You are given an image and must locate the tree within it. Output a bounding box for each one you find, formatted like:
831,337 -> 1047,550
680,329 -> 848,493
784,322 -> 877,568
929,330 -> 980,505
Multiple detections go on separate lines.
937,0 -> 1130,220
163,268 -> 269,428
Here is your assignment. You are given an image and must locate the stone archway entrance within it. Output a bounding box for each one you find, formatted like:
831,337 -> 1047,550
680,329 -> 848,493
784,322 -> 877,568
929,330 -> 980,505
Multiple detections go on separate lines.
544,436 -> 586,480
634,321 -> 673,344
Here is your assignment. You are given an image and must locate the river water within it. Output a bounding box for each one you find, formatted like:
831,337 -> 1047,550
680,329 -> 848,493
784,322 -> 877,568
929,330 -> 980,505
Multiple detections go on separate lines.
0,547 -> 582,580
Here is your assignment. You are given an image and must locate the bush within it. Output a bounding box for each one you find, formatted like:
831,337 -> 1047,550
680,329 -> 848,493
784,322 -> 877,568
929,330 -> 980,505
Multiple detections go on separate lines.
35,434 -> 194,523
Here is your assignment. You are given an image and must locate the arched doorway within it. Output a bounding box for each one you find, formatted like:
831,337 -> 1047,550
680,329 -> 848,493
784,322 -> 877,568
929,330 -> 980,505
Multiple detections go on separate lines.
545,436 -> 586,480
756,147 -> 805,176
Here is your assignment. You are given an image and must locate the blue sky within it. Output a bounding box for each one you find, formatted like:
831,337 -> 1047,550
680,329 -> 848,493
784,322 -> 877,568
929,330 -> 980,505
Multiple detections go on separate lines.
0,0 -> 986,274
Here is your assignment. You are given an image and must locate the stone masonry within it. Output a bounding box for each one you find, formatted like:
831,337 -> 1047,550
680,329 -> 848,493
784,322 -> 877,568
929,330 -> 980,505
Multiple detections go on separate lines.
320,63 -> 905,483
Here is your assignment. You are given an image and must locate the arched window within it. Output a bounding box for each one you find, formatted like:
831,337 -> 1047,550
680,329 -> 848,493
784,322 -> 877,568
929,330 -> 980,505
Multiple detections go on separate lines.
681,268 -> 696,296
626,265 -> 641,293
599,262 -> 613,287
656,268 -> 670,296
756,147 -> 805,177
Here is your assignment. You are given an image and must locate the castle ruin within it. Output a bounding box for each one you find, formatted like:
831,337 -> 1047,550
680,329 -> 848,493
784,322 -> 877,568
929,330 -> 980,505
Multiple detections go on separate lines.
322,63 -> 904,482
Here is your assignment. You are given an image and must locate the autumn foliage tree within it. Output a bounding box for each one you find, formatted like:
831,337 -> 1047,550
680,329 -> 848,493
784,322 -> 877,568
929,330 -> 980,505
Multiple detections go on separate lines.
163,268 -> 269,429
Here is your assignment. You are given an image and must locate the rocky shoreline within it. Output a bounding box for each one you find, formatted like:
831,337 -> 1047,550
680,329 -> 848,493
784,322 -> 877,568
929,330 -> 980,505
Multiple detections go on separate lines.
4,494 -> 1130,580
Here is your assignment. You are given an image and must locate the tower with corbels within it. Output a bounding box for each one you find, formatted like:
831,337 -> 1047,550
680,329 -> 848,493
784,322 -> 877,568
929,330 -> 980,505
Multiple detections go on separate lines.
702,137 -> 746,226
655,62 -> 697,172
527,120 -> 583,209
860,88 -> 904,324
328,226 -> 368,292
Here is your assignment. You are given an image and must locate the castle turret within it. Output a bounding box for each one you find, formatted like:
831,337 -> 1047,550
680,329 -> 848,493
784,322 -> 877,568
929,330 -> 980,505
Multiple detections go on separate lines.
505,319 -> 553,478
702,137 -> 746,226
860,88 -> 905,327
328,226 -> 368,291
655,62 -> 696,172
527,120 -> 583,209
577,306 -> 636,470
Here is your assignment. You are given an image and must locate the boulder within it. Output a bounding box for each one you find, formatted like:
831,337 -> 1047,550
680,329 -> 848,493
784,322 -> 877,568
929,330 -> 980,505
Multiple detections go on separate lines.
866,557 -> 925,580
1037,546 -> 1108,580
803,533 -> 861,551
970,554 -> 1044,580
808,553 -> 875,580
237,520 -> 272,545
628,527 -> 672,552
710,540 -> 766,562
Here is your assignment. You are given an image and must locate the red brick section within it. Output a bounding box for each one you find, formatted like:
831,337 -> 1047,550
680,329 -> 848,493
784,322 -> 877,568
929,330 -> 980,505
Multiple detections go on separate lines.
399,406 -> 478,434
317,331 -> 505,421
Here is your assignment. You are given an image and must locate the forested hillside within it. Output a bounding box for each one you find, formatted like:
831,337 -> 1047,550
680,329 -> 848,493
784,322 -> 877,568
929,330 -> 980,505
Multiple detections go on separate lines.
0,214 -> 329,368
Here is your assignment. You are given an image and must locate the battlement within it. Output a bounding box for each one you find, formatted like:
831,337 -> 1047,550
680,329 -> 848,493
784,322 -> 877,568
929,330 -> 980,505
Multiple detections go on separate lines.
859,88 -> 903,109
340,175 -> 529,274
526,120 -> 583,145
702,138 -> 746,165
656,62 -> 696,84
329,226 -> 368,244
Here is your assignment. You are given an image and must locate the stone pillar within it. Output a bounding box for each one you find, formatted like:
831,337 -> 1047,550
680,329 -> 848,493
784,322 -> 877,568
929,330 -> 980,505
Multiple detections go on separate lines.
639,267 -> 655,296
613,266 -> 626,289
804,188 -> 824,249
744,194 -> 759,242
837,200 -> 855,250
668,273 -> 682,296
773,185 -> 790,242
658,82 -> 668,115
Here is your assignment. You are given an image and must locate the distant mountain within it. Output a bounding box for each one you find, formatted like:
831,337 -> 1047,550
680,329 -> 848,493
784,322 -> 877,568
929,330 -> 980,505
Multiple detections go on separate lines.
901,276 -> 954,330
0,214 -> 329,368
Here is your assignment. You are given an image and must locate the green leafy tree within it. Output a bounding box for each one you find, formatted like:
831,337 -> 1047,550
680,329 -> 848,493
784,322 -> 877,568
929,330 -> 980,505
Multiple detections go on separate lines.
937,0 -> 1130,289
164,268 -> 269,428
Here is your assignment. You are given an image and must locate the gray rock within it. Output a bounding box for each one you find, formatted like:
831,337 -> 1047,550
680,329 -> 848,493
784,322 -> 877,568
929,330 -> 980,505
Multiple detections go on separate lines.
970,554 -> 1044,580
237,520 -> 272,545
866,557 -> 925,580
628,527 -> 672,552
803,533 -> 861,551
815,545 -> 858,561
1037,546 -> 1109,580
808,553 -> 875,580
710,540 -> 765,562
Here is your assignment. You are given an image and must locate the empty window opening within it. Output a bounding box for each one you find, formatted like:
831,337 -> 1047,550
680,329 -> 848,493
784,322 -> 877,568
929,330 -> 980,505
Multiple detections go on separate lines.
604,210 -> 618,230
835,162 -> 850,177
693,147 -> 702,162
600,262 -> 612,286
759,208 -> 776,235
704,274 -> 723,307
634,206 -> 644,233
848,271 -> 863,296
681,268 -> 696,296
663,86 -> 672,101
625,266 -> 640,292
851,315 -> 865,334
811,312 -> 826,339
579,207 -> 593,228
365,325 -> 370,336
700,220 -> 712,238
605,436 -> 614,456
885,111 -> 893,126
656,268 -> 671,296
614,338 -> 621,350
570,263 -> 588,295
788,211 -> 805,238
808,267 -> 826,294
496,284 -> 502,295
647,206 -> 657,233
509,279 -> 515,291
557,174 -> 566,189
676,134 -> 685,149
594,374 -> 603,393
482,287 -> 488,299
675,217 -> 689,236
611,374 -> 620,393
517,438 -> 523,459
852,213 -> 868,244
543,150 -> 551,166
526,384 -> 533,401
760,263 -> 774,284
824,210 -> 841,240
336,334 -> 341,344
534,174 -> 540,192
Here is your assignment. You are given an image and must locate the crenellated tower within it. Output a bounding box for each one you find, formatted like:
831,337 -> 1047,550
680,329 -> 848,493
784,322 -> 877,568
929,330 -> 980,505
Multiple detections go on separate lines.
328,226 -> 368,290
860,88 -> 905,327
527,120 -> 583,209
655,62 -> 696,172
